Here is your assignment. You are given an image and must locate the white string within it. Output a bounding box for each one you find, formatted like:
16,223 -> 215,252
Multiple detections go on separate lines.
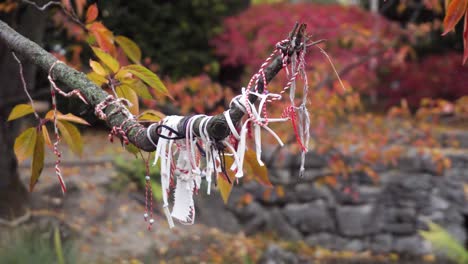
223,111 -> 240,139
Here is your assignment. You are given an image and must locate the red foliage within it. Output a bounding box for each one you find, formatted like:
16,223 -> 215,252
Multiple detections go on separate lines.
379,53 -> 468,108
211,3 -> 403,93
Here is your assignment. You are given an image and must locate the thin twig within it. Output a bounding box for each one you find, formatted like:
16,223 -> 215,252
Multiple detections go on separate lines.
11,51 -> 40,120
21,0 -> 61,10
316,46 -> 347,93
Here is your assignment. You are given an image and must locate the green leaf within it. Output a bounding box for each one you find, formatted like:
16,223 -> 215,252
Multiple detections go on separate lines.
57,121 -> 83,156
30,131 -> 44,192
122,64 -> 168,96
125,143 -> 139,156
14,127 -> 37,163
420,221 -> 468,263
116,85 -> 139,115
91,47 -> 120,73
115,36 -> 142,63
8,104 -> 34,121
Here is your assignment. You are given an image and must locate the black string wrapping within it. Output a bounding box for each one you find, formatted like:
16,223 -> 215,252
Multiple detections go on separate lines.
155,124 -> 185,140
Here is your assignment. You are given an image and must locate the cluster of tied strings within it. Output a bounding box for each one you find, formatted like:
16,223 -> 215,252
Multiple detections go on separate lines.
40,36 -> 312,230
141,37 -> 312,228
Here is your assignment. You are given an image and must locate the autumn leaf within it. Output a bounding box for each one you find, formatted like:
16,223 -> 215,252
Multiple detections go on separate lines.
8,104 -> 34,121
122,64 -> 168,96
129,82 -> 152,99
116,85 -> 139,115
42,125 -> 52,148
76,0 -> 86,17
45,111 -> 90,125
91,47 -> 120,73
85,3 -> 98,24
89,59 -> 108,76
30,132 -> 45,192
87,23 -> 116,55
115,36 -> 142,63
244,149 -> 272,187
87,72 -> 107,86
442,0 -> 468,35
57,121 -> 83,156
138,109 -> 165,122
218,156 -> 235,204
14,127 -> 37,163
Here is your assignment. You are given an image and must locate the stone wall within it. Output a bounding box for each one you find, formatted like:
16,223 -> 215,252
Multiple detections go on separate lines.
196,131 -> 468,256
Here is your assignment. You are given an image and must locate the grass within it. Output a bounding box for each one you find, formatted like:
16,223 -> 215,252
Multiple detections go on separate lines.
0,226 -> 78,264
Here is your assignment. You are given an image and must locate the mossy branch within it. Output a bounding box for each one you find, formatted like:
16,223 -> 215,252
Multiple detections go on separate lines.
0,19 -> 306,151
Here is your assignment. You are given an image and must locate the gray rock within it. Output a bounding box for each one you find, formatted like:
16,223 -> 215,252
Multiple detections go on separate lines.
294,183 -> 333,203
305,233 -> 347,250
269,169 -> 291,185
258,244 -> 305,264
195,192 -> 241,233
343,239 -> 366,251
394,235 -> 431,255
357,185 -> 382,203
336,204 -> 377,237
283,200 -> 334,234
384,223 -> 416,235
371,234 -> 393,253
425,191 -> 448,212
267,209 -> 302,241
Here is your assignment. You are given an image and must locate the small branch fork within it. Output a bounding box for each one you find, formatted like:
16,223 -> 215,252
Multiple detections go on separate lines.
0,18 -> 307,153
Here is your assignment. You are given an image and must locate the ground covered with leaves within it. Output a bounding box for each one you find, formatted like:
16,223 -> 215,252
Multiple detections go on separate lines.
0,131 -> 451,264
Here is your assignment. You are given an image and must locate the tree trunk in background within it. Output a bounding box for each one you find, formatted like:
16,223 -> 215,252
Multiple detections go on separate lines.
0,5 -> 46,219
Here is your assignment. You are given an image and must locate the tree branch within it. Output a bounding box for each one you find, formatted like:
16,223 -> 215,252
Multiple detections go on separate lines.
0,19 -> 306,152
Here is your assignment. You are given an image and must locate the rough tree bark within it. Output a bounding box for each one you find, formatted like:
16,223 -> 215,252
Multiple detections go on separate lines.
0,5 -> 47,219
0,16 -> 305,214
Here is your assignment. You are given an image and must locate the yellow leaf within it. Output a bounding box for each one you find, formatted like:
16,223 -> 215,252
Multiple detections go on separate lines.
14,127 -> 37,163
218,156 -> 235,204
45,111 -> 90,125
87,72 -> 107,86
42,125 -> 52,148
8,104 -> 34,121
57,121 -> 83,156
244,149 -> 272,187
89,59 -> 108,76
91,47 -> 120,73
115,36 -> 142,63
116,85 -> 139,115
138,109 -> 165,122
30,132 -> 44,192
120,78 -> 152,99
122,64 -> 168,96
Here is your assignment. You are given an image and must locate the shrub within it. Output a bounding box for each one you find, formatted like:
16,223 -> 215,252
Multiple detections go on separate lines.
101,0 -> 248,79
378,52 -> 468,108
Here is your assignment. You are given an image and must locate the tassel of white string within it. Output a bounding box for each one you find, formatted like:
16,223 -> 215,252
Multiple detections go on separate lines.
149,116 -> 183,228
231,88 -> 288,178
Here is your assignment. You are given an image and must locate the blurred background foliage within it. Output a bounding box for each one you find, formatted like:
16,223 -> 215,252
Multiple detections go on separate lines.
100,0 -> 249,79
